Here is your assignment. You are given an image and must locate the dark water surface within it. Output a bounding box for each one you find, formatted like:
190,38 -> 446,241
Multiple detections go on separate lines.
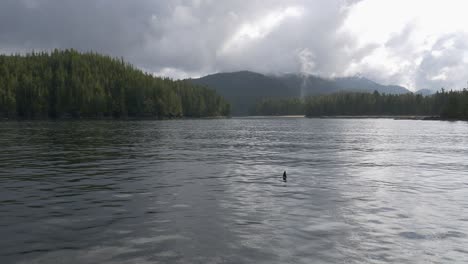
1,118 -> 468,264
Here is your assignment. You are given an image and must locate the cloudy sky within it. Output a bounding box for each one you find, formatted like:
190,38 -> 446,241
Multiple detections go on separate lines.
1,0 -> 468,91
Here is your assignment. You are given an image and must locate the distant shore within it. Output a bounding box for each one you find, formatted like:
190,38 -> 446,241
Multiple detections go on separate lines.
0,115 -> 231,121
237,115 -> 438,120
307,115 -> 468,121
3,115 -> 466,121
310,115 -> 439,120
237,115 -> 305,119
241,115 -> 465,121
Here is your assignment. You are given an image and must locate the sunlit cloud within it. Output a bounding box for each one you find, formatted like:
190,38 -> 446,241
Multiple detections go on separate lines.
342,0 -> 468,90
219,6 -> 305,55
152,67 -> 202,80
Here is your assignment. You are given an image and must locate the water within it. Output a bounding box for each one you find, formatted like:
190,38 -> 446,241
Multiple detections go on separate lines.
1,118 -> 468,264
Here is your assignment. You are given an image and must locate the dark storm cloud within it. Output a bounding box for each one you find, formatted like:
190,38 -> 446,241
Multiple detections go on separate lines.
0,0 -> 155,55
0,0 -> 364,78
4,0 -> 466,91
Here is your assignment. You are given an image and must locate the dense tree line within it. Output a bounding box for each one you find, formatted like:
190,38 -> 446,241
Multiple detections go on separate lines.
0,49 -> 230,119
252,98 -> 304,115
252,90 -> 468,119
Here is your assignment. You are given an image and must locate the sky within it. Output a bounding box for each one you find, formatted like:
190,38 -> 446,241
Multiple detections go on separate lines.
1,0 -> 468,91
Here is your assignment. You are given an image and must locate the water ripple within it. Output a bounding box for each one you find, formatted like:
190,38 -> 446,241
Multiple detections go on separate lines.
1,119 -> 468,263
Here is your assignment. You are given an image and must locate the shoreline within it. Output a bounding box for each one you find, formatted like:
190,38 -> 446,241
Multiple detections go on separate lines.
236,115 -> 441,120
3,115 -> 467,122
0,116 -> 231,122
237,115 -> 467,121
307,115 -> 468,121
310,115 -> 437,120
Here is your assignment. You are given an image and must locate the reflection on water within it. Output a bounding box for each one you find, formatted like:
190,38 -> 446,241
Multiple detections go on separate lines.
1,118 -> 468,263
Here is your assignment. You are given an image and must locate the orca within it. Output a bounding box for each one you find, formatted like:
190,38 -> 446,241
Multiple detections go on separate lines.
283,171 -> 287,182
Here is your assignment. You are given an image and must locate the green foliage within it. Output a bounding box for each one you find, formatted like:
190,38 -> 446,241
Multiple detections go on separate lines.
251,90 -> 468,119
305,90 -> 468,119
0,49 -> 230,119
253,98 -> 305,116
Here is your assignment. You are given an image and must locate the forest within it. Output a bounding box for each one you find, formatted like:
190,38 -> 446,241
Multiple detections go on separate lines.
0,50 -> 230,119
252,98 -> 305,116
253,90 -> 468,119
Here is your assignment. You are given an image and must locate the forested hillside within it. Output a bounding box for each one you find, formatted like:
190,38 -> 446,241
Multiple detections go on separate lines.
0,50 -> 230,119
305,90 -> 468,118
190,71 -> 291,115
190,71 -> 411,115
253,90 -> 468,120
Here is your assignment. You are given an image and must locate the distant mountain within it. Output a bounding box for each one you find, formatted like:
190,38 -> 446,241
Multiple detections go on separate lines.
275,75 -> 410,96
189,71 -> 412,115
333,76 -> 410,94
190,71 -> 291,115
274,74 -> 338,95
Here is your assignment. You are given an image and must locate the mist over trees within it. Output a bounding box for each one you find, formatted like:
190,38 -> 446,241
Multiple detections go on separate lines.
190,71 -> 412,115
0,50 -> 230,119
253,90 -> 468,119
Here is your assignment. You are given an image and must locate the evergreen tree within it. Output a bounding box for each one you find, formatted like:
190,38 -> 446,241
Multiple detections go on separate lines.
0,50 -> 230,119
251,90 -> 468,120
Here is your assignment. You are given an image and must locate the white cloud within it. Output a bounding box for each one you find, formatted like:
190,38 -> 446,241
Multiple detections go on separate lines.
219,6 -> 304,55
342,0 -> 468,90
2,0 -> 468,91
152,67 -> 202,80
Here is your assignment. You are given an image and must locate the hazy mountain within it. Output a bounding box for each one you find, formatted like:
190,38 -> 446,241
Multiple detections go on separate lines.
274,74 -> 339,95
333,76 -> 410,94
190,71 -> 291,115
275,75 -> 410,96
415,89 -> 434,96
190,71 -> 411,115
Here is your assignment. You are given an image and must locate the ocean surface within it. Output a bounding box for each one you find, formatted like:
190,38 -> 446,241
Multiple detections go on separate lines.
1,118 -> 468,264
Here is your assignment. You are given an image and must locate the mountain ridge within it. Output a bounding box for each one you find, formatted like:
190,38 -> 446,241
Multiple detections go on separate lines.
189,71 -> 413,115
